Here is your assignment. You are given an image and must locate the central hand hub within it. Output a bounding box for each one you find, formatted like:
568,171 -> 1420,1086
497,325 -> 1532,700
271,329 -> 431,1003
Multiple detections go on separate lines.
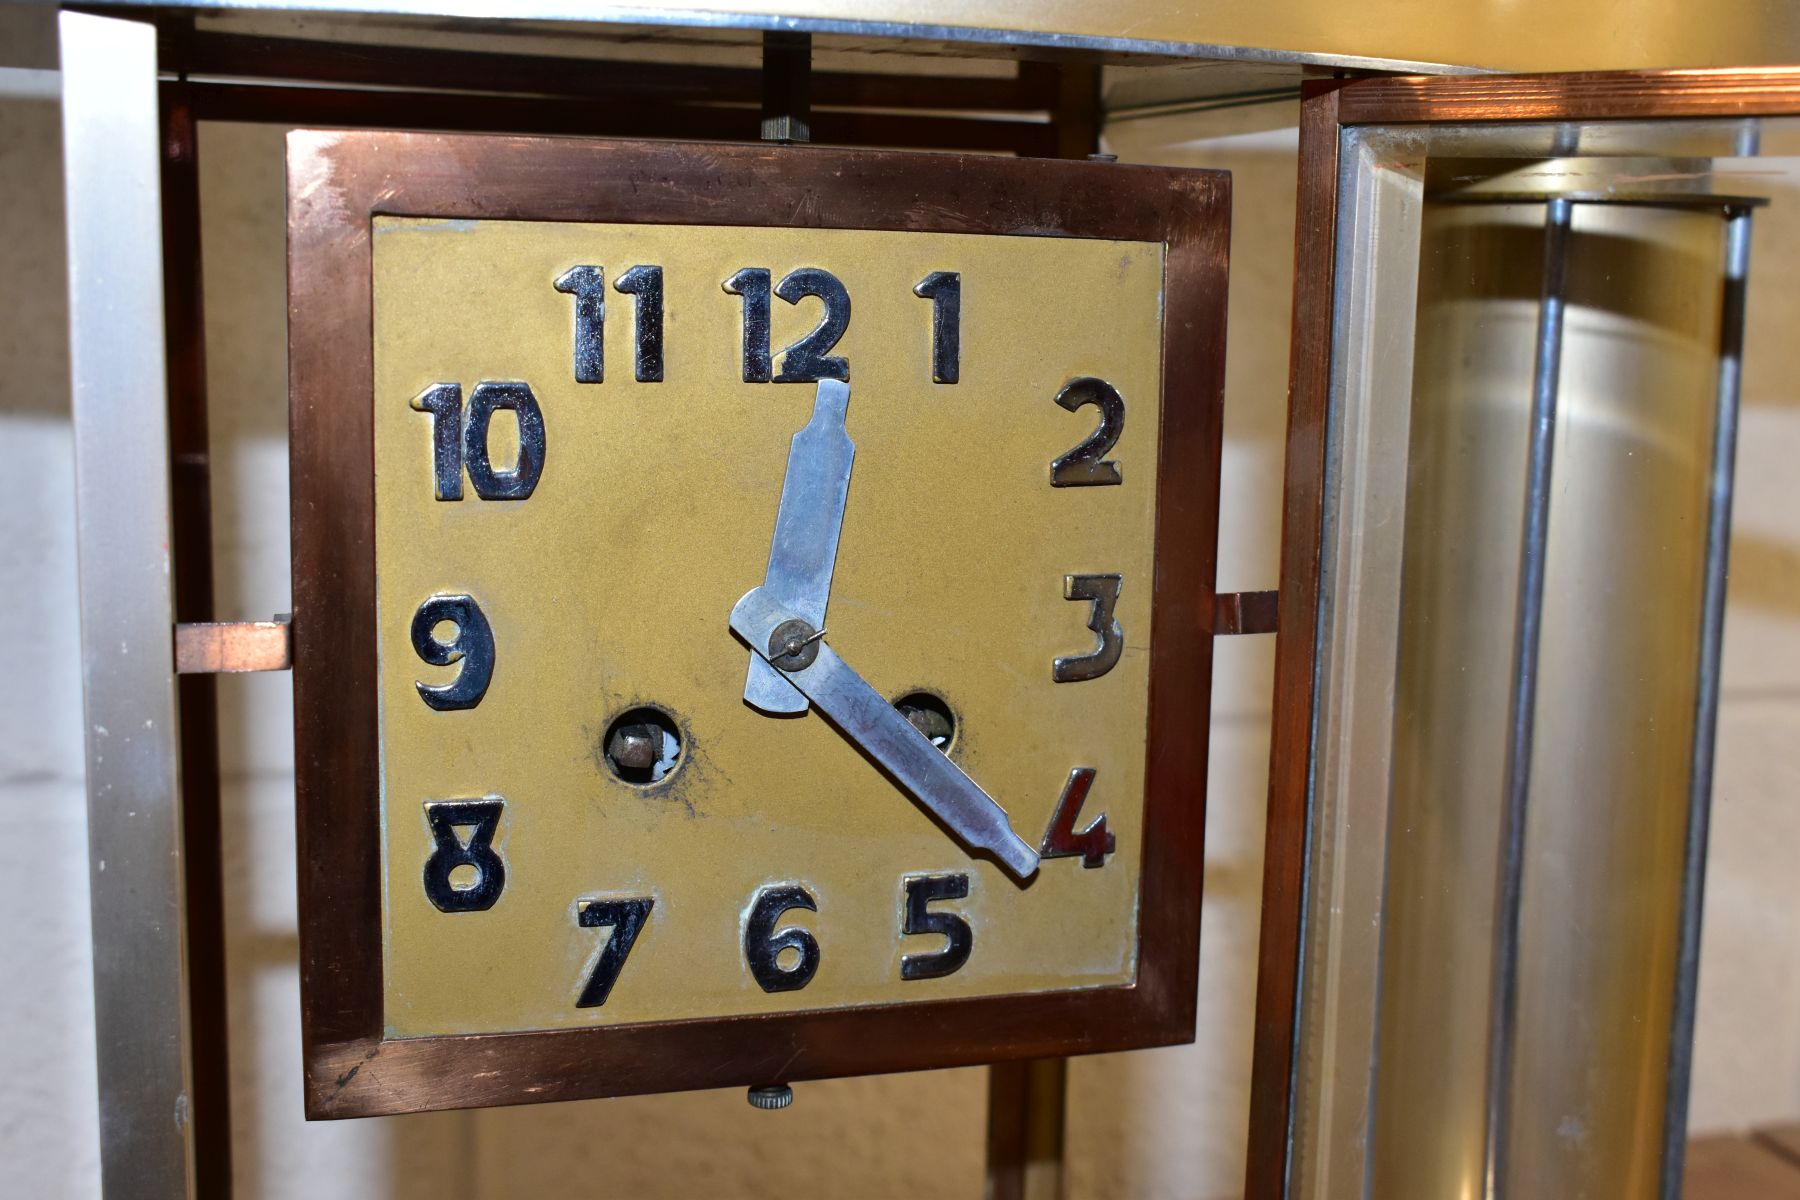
767,618 -> 823,672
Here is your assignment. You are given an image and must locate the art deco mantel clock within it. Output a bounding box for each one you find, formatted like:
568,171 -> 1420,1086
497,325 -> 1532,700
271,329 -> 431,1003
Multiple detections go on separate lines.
287,131 -> 1228,1116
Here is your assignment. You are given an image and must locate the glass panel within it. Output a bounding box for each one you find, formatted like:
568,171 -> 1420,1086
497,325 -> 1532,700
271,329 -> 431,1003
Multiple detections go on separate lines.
1296,116 -> 1800,1200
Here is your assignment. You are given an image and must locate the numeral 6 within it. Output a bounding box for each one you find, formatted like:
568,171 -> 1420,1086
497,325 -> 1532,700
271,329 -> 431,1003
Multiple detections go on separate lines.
744,884 -> 822,993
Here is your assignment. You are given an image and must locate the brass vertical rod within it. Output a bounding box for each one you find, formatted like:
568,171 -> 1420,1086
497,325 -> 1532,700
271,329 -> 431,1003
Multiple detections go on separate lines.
986,1059 -> 1068,1200
1484,193 -> 1574,1200
1661,156 -> 1758,1196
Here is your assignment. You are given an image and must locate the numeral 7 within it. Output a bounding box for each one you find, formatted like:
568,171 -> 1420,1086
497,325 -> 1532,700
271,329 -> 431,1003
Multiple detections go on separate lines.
574,897 -> 654,1008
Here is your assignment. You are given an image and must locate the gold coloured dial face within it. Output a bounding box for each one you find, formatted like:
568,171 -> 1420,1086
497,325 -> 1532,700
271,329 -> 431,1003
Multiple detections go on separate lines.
373,217 -> 1165,1036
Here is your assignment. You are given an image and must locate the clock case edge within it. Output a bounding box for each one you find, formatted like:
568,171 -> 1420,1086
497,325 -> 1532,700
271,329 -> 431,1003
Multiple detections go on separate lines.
286,131 -> 1229,1119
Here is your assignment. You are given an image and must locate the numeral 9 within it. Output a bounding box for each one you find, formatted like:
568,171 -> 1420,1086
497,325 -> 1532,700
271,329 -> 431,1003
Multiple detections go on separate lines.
412,593 -> 495,710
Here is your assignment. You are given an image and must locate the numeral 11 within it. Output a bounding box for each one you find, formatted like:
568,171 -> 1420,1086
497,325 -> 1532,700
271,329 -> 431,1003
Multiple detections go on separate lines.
553,264 -> 665,384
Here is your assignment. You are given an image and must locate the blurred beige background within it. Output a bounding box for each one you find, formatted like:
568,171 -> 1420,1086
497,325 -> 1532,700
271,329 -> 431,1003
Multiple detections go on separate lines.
3,57 -> 1797,1200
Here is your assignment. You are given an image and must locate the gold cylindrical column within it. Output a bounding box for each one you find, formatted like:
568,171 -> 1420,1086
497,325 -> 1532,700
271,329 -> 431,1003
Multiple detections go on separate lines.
1370,197 -> 1724,1199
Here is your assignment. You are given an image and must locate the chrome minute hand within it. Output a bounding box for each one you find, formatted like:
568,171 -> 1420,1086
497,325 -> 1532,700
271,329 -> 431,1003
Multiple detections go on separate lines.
730,586 -> 1040,882
743,379 -> 856,714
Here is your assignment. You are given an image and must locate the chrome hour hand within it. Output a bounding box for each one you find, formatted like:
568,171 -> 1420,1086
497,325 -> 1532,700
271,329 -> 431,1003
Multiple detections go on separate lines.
730,586 -> 1041,882
743,379 -> 856,714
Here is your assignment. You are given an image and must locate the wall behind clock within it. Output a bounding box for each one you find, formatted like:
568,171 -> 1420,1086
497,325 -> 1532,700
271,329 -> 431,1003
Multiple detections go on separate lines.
3,60 -> 1800,1200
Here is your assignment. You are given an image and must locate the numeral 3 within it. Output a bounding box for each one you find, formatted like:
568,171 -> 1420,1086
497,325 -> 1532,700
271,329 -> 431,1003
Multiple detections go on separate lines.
1053,574 -> 1123,683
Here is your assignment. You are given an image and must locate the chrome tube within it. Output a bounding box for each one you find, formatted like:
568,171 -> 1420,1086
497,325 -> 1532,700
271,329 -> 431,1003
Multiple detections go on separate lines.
1372,195 -> 1726,1200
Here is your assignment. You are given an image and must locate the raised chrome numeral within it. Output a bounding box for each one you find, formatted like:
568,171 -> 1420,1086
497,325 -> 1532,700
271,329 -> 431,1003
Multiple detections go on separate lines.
412,593 -> 496,710
744,883 -> 821,993
463,381 -> 546,501
1050,376 -> 1124,486
773,267 -> 851,382
613,265 -> 665,383
1040,768 -> 1114,868
422,798 -> 506,912
1053,574 -> 1123,683
575,897 -> 654,1008
913,270 -> 960,384
900,873 -> 973,980
726,267 -> 852,383
410,381 -> 546,502
723,267 -> 773,382
553,265 -> 606,383
410,382 -> 463,501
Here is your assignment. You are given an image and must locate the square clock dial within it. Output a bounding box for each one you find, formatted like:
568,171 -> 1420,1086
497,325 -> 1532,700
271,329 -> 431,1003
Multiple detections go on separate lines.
289,132 -> 1228,1117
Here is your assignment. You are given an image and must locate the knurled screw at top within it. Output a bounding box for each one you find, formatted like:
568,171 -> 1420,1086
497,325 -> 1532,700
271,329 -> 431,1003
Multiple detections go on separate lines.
747,1083 -> 793,1110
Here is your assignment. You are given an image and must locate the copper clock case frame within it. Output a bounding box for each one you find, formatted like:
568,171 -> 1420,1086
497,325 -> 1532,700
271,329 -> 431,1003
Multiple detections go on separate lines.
288,131 -> 1228,1119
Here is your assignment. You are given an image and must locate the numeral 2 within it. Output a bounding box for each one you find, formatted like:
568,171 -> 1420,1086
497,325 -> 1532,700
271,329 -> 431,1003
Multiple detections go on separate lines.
724,267 -> 851,383
423,799 -> 506,912
575,897 -> 654,1008
1050,376 -> 1125,486
412,593 -> 496,710
1040,768 -> 1114,868
745,884 -> 821,993
553,265 -> 666,384
900,874 -> 973,980
410,381 -> 546,501
1053,574 -> 1123,683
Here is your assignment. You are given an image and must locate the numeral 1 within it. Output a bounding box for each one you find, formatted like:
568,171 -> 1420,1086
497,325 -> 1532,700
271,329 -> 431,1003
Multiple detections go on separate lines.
1040,768 -> 1114,868
723,268 -> 773,382
900,874 -> 973,980
613,265 -> 665,382
553,265 -> 606,383
575,897 -> 654,1008
913,271 -> 960,384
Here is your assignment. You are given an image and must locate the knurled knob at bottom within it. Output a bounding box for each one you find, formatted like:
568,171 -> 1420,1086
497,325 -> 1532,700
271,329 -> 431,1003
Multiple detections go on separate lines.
747,1083 -> 793,1110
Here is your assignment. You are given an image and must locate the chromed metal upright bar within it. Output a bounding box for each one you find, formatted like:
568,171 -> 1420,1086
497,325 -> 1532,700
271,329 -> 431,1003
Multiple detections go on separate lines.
61,11 -> 197,1198
1485,194 -> 1574,1200
1660,186 -> 1757,1197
